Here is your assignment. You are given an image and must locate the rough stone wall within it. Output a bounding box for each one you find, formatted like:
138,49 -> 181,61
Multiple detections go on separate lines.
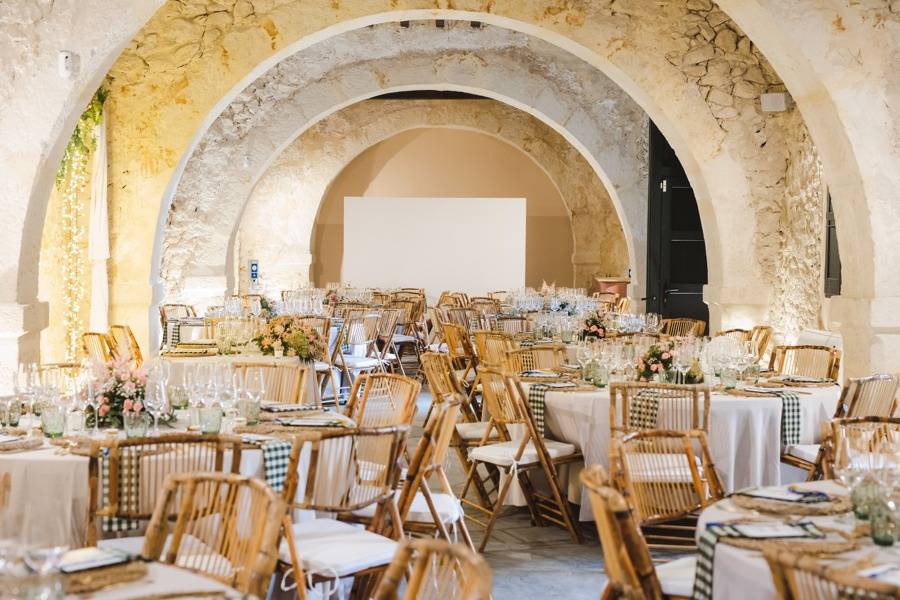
769,111 -> 826,338
236,99 -> 631,292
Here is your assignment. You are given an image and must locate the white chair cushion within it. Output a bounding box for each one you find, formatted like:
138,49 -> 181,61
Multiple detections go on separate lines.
785,444 -> 819,464
393,334 -> 419,345
279,518 -> 397,578
468,439 -> 576,467
657,555 -> 696,596
456,421 -> 491,441
340,355 -> 381,370
623,452 -> 701,483
355,492 -> 462,525
427,343 -> 448,352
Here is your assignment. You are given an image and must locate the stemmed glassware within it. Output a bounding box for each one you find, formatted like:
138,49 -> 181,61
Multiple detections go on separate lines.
144,375 -> 167,436
79,359 -> 100,438
244,367 -> 266,407
21,500 -> 69,580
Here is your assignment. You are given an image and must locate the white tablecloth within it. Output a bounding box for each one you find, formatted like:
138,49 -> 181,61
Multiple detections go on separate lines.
695,480 -> 897,600
165,354 -> 319,405
0,441 -> 264,548
539,384 -> 840,520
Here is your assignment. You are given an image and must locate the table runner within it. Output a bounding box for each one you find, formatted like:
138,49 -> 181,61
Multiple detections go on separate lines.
100,448 -> 140,533
628,389 -> 660,430
777,391 -> 801,446
526,384 -> 549,436
692,521 -> 822,600
260,440 -> 292,492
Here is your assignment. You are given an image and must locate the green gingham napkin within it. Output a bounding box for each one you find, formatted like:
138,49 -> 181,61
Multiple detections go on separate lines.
776,391 -> 801,446
627,389 -> 660,431
100,447 -> 141,534
526,384 -> 549,436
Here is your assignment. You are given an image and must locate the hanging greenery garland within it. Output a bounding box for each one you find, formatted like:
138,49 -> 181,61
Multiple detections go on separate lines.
56,88 -> 107,361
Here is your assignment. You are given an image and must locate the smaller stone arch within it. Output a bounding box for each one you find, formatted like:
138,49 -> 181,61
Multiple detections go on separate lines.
234,98 -> 632,293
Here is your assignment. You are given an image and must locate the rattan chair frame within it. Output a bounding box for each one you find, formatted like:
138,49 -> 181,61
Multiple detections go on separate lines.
441,322 -> 478,384
232,361 -> 309,405
292,315 -> 339,403
609,382 -> 711,436
749,325 -> 773,361
714,328 -> 750,343
661,318 -> 706,338
142,472 -> 283,598
459,368 -> 583,551
82,332 -> 113,363
85,434 -> 243,545
824,416 -> 900,479
343,372 -> 421,428
769,345 -> 841,381
580,465 -> 666,600
765,549 -> 900,599
333,313 -> 384,393
505,344 -> 566,373
373,538 -> 492,600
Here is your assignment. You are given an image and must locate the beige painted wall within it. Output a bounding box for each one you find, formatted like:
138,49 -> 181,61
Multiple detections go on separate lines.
310,127 -> 574,289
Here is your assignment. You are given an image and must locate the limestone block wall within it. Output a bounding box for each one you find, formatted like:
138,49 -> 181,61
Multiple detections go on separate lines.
236,99 -> 631,294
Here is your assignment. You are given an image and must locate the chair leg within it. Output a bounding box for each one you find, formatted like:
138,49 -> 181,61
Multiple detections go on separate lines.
478,466 -> 517,553
454,443 -> 492,507
543,460 -> 583,544
281,515 -> 308,600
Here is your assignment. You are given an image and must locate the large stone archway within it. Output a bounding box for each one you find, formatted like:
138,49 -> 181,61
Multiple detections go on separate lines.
155,22 -> 650,313
234,98 -> 633,293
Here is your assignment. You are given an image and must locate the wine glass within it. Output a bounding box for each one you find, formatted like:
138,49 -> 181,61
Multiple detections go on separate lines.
144,376 -> 167,436
244,367 -> 266,406
21,500 -> 69,577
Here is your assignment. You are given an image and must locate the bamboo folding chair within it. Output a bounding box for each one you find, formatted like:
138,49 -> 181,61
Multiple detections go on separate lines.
373,538 -> 492,600
609,430 -> 724,549
765,550 -> 900,599
85,434 -> 243,546
459,368 -> 582,551
159,303 -> 196,334
581,465 -> 697,599
505,344 -> 566,373
769,345 -> 841,380
279,426 -> 408,598
490,316 -> 530,336
825,416 -> 900,478
293,315 -> 339,404
376,308 -> 404,374
333,313 -> 383,397
592,292 -> 619,303
472,330 -> 515,370
232,361 -> 310,405
420,352 -> 497,508
441,322 -> 479,387
108,324 -> 143,365
385,300 -> 420,372
141,472 -> 283,598
447,308 -> 483,333
783,374 -> 899,479
616,297 -> 633,313
661,318 -> 705,338
468,297 -> 501,317
344,372 -> 421,428
371,291 -> 392,306
609,382 -> 711,437
82,332 -> 113,363
749,325 -> 774,361
714,328 -> 750,343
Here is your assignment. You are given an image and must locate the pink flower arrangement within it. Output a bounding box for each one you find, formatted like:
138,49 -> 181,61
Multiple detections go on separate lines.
88,354 -> 147,428
253,316 -> 326,360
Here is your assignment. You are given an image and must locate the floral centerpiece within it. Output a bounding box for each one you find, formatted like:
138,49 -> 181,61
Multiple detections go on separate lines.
253,316 -> 326,360
579,312 -> 606,340
89,354 -> 146,428
636,343 -> 704,383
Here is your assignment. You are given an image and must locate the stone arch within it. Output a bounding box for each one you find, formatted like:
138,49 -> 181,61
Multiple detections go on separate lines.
155,21 -> 650,314
234,98 -> 631,293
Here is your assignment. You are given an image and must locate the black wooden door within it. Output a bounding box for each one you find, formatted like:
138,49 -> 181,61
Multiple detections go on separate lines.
646,122 -> 709,323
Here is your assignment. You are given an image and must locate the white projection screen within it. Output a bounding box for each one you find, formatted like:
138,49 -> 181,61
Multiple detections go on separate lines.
342,197 -> 526,297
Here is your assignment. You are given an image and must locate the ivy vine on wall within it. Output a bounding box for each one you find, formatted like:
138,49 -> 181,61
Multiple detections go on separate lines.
55,88 -> 107,361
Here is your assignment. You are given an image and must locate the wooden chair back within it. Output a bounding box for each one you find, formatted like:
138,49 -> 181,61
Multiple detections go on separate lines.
447,308 -> 482,333
765,549 -> 899,599
374,538 -> 492,600
769,345 -> 841,380
344,372 -> 421,427
609,429 -> 723,525
420,352 -> 465,402
478,368 -> 530,433
580,465 -> 664,600
437,292 -> 466,308
610,382 -> 710,435
661,318 -> 705,337
473,330 -> 516,369
109,324 -> 143,365
468,297 -> 501,316
86,434 -> 243,545
332,302 -> 370,318
232,361 -> 308,405
505,344 -> 565,372
749,325 -> 773,360
592,292 -> 619,303
616,297 -> 633,313
338,313 -> 381,351
82,332 -> 113,363
371,291 -> 392,306
283,426 -> 408,514
715,328 -> 750,343
829,416 -> 900,476
839,373 -> 899,418
377,308 -> 402,346
490,316 -> 530,335
293,315 -> 331,340
142,472 -> 282,598
441,322 -> 477,369
159,304 -> 196,331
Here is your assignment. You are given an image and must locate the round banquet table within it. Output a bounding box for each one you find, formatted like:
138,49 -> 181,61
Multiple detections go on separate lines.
0,437 -> 264,548
695,480 -> 900,600
66,562 -> 241,599
534,382 -> 841,520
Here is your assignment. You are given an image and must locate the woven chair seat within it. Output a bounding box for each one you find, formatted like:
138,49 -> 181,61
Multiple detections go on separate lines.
279,518 -> 396,578
785,443 -> 819,463
340,355 -> 381,370
355,491 -> 462,525
657,556 -> 697,596
468,439 -> 576,467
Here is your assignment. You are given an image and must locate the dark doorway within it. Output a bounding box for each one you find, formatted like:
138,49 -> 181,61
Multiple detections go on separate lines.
646,122 -> 709,324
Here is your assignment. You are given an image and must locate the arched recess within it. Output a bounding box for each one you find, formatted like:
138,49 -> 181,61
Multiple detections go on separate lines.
234,98 -> 631,293
155,22 -> 652,316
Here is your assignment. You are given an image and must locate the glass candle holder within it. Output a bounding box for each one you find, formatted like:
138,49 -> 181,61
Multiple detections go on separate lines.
7,399 -> 21,427
870,496 -> 898,546
237,398 -> 260,426
123,412 -> 150,438
40,403 -> 66,438
851,474 -> 882,520
721,367 -> 739,390
199,406 -> 223,434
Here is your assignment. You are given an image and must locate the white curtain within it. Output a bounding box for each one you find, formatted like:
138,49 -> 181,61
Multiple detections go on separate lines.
88,113 -> 109,331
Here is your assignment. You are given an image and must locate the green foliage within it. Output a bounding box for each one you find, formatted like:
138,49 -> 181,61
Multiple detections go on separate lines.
55,88 -> 108,187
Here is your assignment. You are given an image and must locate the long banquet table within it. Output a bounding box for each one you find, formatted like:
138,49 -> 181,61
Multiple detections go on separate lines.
535,382 -> 841,520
